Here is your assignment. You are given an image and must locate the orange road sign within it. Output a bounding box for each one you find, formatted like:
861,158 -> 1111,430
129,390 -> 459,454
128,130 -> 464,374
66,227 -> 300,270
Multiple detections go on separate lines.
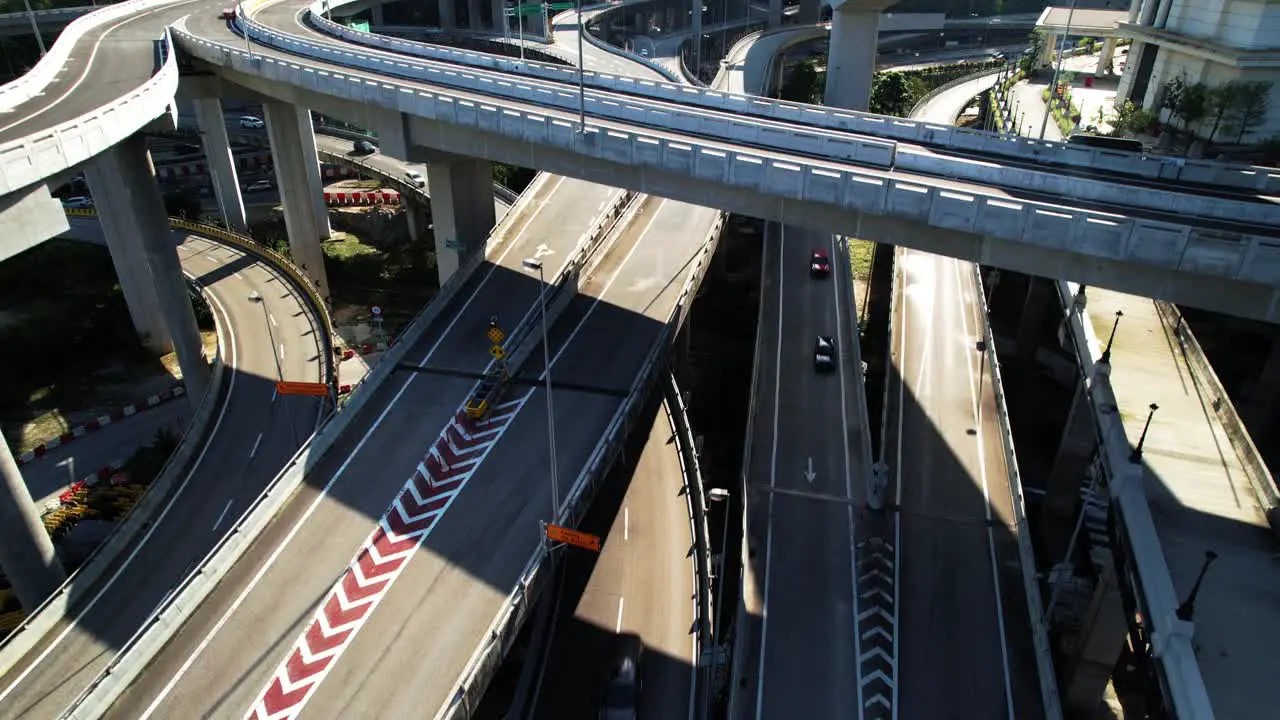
276,381 -> 330,397
487,327 -> 506,343
546,523 -> 601,552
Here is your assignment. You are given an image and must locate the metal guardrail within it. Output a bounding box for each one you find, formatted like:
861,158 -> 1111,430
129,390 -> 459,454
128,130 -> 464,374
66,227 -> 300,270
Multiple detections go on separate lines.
1151,301 -> 1279,523
438,208 -> 727,720
971,264 -> 1063,720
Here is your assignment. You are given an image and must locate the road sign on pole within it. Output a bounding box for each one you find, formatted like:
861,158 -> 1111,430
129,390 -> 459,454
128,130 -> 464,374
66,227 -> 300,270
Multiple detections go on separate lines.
371,305 -> 382,316
546,523 -> 601,552
487,327 -> 506,344
490,345 -> 507,360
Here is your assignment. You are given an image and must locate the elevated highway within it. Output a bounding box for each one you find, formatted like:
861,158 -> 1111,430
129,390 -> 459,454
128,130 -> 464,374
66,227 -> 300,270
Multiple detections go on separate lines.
0,215 -> 329,719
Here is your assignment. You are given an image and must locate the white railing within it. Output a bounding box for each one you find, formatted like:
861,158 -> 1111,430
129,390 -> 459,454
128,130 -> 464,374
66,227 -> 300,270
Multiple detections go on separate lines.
0,25 -> 178,195
170,27 -> 1280,309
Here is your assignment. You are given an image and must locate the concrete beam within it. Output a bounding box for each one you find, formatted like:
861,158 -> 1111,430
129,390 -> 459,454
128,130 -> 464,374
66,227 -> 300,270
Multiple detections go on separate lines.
264,101 -> 332,301
193,97 -> 248,233
0,437 -> 66,612
86,135 -> 209,404
0,184 -> 71,263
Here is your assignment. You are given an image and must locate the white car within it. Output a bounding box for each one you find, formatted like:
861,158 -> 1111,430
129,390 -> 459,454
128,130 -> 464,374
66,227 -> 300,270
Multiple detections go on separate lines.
61,196 -> 93,208
403,170 -> 425,188
244,179 -> 274,193
239,115 -> 265,129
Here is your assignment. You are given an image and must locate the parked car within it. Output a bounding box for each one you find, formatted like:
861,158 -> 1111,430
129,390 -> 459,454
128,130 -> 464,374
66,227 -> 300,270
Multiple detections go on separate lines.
61,196 -> 93,209
814,335 -> 836,372
403,169 -> 425,188
810,249 -> 831,278
239,115 -> 265,129
353,140 -> 377,154
244,179 -> 274,193
600,633 -> 643,720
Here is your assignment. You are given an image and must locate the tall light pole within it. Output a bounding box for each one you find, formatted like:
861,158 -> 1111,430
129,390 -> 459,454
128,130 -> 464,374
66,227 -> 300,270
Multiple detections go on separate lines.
518,1 -> 526,62
1039,0 -> 1078,140
20,0 -> 45,57
576,0 -> 586,132
523,258 -> 560,523
705,486 -> 731,719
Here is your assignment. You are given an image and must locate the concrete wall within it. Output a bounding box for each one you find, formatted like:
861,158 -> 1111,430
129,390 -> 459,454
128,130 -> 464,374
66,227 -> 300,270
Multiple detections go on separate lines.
0,184 -> 70,262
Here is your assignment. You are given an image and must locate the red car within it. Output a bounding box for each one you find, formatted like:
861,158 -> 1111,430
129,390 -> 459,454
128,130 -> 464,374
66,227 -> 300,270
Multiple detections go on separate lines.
219,7 -> 236,20
810,249 -> 831,278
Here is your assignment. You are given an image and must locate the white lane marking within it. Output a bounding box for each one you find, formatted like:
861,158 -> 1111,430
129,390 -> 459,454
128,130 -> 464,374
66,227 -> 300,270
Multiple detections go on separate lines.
755,223 -> 784,718
233,272 -> 244,281
249,433 -> 263,459
0,0 -> 202,134
269,313 -> 277,327
278,343 -> 285,362
135,176 -> 581,715
615,596 -> 625,633
623,506 -> 629,541
0,265 -> 239,703
207,255 -> 221,264
830,235 -> 862,714
212,500 -> 234,533
951,258 -> 1014,719
271,386 -> 278,404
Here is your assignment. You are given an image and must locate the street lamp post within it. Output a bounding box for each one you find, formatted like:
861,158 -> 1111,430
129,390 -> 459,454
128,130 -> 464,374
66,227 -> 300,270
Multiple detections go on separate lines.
1175,550 -> 1219,621
20,0 -> 45,56
1129,402 -> 1159,464
705,486 -> 731,718
576,0 -> 586,131
523,258 -> 560,527
1039,0 -> 1078,140
1100,309 -> 1123,364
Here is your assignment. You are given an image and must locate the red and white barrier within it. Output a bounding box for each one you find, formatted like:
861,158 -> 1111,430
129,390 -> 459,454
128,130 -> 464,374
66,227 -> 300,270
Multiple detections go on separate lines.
17,385 -> 187,466
322,190 -> 401,206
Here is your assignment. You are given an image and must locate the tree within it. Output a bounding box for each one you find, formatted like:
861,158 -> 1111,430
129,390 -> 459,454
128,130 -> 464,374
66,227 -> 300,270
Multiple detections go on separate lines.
1204,82 -> 1242,143
1161,74 -> 1208,136
780,59 -> 822,104
1231,81 -> 1272,143
869,72 -> 920,117
1020,32 -> 1045,75
163,189 -> 202,220
1110,99 -> 1159,137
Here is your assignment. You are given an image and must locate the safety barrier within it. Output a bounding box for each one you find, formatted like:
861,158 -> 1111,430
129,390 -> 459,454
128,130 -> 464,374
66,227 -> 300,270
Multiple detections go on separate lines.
321,189 -> 401,205
0,213 -> 236,679
0,26 -> 178,195
438,207 -> 726,720
1054,280 -> 1214,719
182,27 -> 1280,310
972,264 -> 1063,720
1151,301 -> 1280,525
294,5 -> 1280,196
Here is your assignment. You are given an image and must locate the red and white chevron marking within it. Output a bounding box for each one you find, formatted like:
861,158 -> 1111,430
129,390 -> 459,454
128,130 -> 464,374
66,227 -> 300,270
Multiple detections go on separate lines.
243,398 -> 526,720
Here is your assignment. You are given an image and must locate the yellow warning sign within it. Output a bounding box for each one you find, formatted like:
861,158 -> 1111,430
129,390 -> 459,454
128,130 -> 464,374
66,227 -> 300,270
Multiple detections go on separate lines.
546,524 -> 602,552
487,327 -> 506,344
489,345 -> 507,360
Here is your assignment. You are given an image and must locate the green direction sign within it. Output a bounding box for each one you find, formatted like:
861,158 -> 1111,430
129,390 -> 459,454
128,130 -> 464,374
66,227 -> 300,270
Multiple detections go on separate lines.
547,3 -> 574,9
348,20 -> 369,31
507,2 -> 544,16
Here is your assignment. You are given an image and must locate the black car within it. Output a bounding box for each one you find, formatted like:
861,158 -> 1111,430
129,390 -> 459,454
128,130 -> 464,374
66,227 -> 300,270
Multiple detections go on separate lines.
600,633 -> 643,720
814,335 -> 836,372
353,139 -> 378,155
810,249 -> 831,278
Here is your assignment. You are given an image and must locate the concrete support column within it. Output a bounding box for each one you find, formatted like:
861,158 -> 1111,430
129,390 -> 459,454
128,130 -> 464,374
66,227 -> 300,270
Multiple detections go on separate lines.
264,102 -> 331,301
372,111 -> 410,160
825,0 -> 898,111
1015,275 -> 1052,366
192,97 -> 247,233
691,0 -> 701,71
468,0 -> 482,29
405,200 -> 429,243
0,438 -> 66,611
1243,330 -> 1280,436
1116,41 -> 1142,100
1061,549 -> 1128,715
1046,381 -> 1097,521
797,0 -> 819,23
370,4 -> 384,26
1041,32 -> 1057,67
1154,0 -> 1173,28
1097,37 -> 1117,76
88,136 -> 210,404
768,0 -> 782,27
439,0 -> 456,30
492,0 -> 504,30
425,156 -> 495,283
84,160 -> 172,353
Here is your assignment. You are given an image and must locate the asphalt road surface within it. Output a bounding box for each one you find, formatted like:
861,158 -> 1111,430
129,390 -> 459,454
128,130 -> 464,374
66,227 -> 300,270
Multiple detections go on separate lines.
738,223 -> 871,720
889,248 -> 1043,720
102,175 -> 626,718
0,226 -> 325,719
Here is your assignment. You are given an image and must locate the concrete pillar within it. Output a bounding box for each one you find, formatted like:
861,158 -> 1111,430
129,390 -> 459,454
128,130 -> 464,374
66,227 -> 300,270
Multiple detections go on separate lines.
1061,549 -> 1128,715
89,136 -> 210,404
1097,37 -> 1117,76
192,97 -> 247,233
406,200 -> 429,243
83,160 -> 173,354
1046,381 -> 1097,520
492,0 -> 504,30
439,0 -> 456,30
264,102 -> 332,301
372,111 -> 410,160
824,0 -> 898,112
1154,0 -> 1173,28
426,156 -> 495,283
1116,40 -> 1142,101
1139,0 -> 1159,26
1244,331 -> 1280,435
691,0 -> 701,72
469,0 -> 482,29
370,3 -> 384,26
1040,32 -> 1057,67
797,0 -> 819,23
0,438 -> 66,611
769,0 -> 781,27
1015,275 -> 1052,366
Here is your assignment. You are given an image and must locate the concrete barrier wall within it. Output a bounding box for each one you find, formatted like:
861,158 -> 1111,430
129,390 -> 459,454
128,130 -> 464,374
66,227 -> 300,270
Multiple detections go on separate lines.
0,26 -> 177,196
295,4 -> 1279,195
170,29 -> 1280,316
436,207 -> 726,720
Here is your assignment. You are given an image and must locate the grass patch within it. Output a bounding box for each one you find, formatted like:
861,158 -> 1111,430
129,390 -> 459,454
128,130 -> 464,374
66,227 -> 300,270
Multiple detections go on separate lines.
333,179 -> 383,191
321,230 -> 439,337
848,239 -> 876,282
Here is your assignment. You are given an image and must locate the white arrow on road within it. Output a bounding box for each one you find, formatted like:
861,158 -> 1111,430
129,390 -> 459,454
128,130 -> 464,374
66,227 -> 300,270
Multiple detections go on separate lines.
805,457 -> 817,484
534,243 -> 554,259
